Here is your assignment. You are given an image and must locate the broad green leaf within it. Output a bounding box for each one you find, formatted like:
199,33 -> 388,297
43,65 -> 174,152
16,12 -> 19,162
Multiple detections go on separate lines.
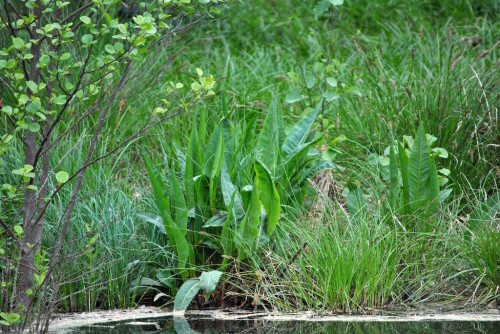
322,91 -> 340,102
104,44 -> 115,54
284,91 -> 305,104
439,168 -> 450,176
222,118 -> 234,169
221,162 -> 245,219
79,16 -> 91,24
313,0 -> 330,17
221,192 -> 235,261
329,0 -> 344,5
137,213 -> 165,234
173,279 -> 201,312
432,147 -> 448,158
440,188 -> 452,203
305,73 -> 316,89
256,101 -> 281,175
389,140 -> 399,211
55,171 -> 69,184
171,170 -> 188,234
326,77 -> 338,87
12,37 -> 24,49
60,53 -> 70,61
28,122 -> 40,132
425,134 -> 437,146
408,125 -> 431,212
398,141 -> 410,215
426,155 -> 440,222
203,125 -> 224,179
322,147 -> 337,161
81,34 -> 93,44
281,137 -> 322,176
203,211 -> 228,228
296,159 -> 337,186
199,270 -> 222,301
240,115 -> 257,152
14,225 -> 23,236
203,126 -> 224,209
172,141 -> 186,176
145,155 -> 189,279
185,126 -> 202,209
254,161 -> 280,237
235,177 -> 260,261
346,183 -> 365,223
282,103 -> 321,157
26,80 -> 38,93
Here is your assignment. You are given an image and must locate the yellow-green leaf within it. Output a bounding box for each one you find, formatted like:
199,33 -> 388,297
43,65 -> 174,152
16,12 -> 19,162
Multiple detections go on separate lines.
56,171 -> 69,184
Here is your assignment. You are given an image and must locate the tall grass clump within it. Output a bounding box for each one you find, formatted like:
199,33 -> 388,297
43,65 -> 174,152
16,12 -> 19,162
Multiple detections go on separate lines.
42,150 -> 165,312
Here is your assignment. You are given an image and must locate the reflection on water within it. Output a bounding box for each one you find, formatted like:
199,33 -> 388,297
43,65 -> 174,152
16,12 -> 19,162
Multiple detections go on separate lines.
67,316 -> 500,334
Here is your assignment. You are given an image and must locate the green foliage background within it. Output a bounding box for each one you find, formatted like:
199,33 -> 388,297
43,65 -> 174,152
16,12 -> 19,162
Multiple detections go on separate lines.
1,0 -> 499,313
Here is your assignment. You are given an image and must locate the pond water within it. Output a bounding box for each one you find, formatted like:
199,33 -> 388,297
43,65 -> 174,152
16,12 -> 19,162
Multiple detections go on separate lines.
63,316 -> 500,334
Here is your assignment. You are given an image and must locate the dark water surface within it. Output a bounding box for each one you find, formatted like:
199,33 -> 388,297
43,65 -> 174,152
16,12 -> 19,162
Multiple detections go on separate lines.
66,316 -> 500,333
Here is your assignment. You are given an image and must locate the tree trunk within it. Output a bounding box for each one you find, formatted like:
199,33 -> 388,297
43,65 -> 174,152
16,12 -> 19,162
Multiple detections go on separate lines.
17,1 -> 42,316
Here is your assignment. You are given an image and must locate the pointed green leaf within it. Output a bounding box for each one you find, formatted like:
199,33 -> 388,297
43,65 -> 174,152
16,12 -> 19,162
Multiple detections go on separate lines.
314,0 -> 331,17
326,77 -> 338,87
281,136 -> 322,174
185,126 -> 202,209
235,177 -> 260,261
426,155 -> 440,219
256,102 -> 281,175
137,213 -> 166,234
398,141 -> 410,215
240,115 -> 257,152
199,270 -> 222,301
389,139 -> 399,211
203,125 -> 224,179
408,125 -> 431,212
284,91 -> 305,104
203,212 -> 228,228
282,103 -> 321,157
221,192 -> 235,261
222,118 -> 234,169
221,162 -> 245,219
174,279 -> 201,312
296,159 -> 336,186
346,183 -> 365,223
145,155 -> 189,279
171,170 -> 188,234
254,161 -> 281,237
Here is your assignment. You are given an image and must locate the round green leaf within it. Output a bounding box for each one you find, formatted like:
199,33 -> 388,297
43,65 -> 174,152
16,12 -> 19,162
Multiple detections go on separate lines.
80,16 -> 91,24
81,34 -> 93,45
56,171 -> 69,184
14,225 -> 23,235
12,37 -> 24,49
104,44 -> 115,54
28,123 -> 40,132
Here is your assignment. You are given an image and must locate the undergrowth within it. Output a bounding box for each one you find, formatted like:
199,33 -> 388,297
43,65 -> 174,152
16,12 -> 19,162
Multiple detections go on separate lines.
22,0 -> 500,311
